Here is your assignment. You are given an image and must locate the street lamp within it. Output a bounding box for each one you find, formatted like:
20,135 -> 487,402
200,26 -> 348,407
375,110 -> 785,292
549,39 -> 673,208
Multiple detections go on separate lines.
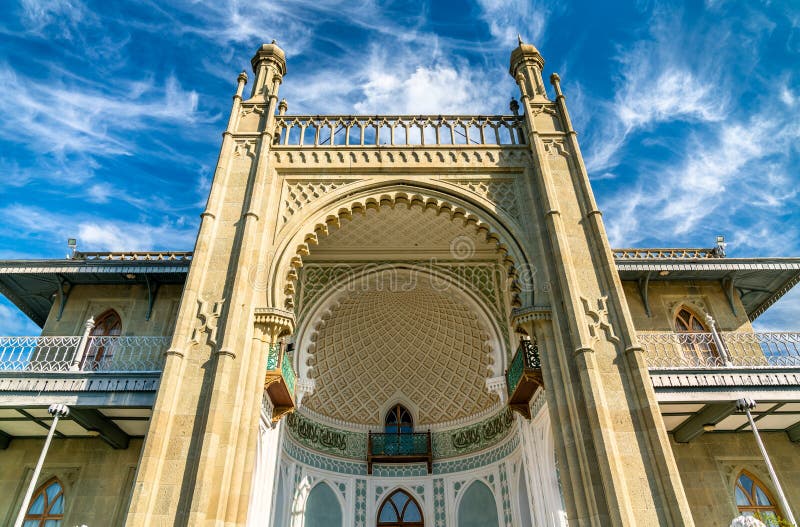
13,404 -> 69,527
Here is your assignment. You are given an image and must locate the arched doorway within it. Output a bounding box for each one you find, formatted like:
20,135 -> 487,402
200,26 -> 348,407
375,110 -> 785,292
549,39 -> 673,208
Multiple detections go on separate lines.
378,489 -> 424,526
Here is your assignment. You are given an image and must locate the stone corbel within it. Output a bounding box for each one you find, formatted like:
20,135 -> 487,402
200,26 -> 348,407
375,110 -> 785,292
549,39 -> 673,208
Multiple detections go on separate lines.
295,377 -> 316,408
486,375 -> 508,404
253,307 -> 295,345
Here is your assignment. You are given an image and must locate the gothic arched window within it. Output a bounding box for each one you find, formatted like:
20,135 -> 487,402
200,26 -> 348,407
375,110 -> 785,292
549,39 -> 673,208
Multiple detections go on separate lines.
378,489 -> 424,526
23,477 -> 64,526
673,307 -> 719,366
83,309 -> 122,370
385,404 -> 413,434
735,471 -> 781,524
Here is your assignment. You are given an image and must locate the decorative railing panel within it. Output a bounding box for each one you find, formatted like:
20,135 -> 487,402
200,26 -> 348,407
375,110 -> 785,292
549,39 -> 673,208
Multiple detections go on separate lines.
74,251 -> 193,261
368,431 -> 432,474
613,248 -> 722,259
273,115 -> 526,147
0,336 -> 169,373
639,332 -> 800,368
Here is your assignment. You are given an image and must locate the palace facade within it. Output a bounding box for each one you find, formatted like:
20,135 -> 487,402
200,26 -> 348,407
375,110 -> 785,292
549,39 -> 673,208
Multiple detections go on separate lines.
1,40 -> 799,527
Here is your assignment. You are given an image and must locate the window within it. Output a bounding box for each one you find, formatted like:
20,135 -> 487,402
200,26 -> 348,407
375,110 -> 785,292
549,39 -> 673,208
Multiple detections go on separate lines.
674,307 -> 719,366
378,490 -> 423,526
23,477 -> 64,527
385,404 -> 413,434
735,471 -> 782,525
83,309 -> 122,370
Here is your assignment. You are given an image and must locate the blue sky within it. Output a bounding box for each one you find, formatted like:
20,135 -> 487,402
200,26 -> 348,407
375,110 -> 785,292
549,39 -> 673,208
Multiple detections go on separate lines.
0,0 -> 799,333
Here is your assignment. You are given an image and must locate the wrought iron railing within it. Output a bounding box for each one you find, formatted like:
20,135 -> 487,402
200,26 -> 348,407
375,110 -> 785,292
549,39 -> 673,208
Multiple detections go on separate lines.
272,115 -> 526,147
638,332 -> 800,368
73,251 -> 193,261
507,338 -> 541,395
0,336 -> 170,373
264,343 -> 297,422
280,349 -> 296,397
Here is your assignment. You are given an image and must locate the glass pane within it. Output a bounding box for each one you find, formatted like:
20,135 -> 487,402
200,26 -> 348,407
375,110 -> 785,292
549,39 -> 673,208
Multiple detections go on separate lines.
45,482 -> 61,502
50,495 -> 64,513
27,494 -> 45,514
675,318 -> 689,331
44,521 -> 63,527
735,487 -> 750,506
404,501 -> 422,521
391,491 -> 409,510
23,521 -> 40,527
379,503 -> 398,522
755,486 -> 773,506
691,318 -> 705,332
739,474 -> 754,495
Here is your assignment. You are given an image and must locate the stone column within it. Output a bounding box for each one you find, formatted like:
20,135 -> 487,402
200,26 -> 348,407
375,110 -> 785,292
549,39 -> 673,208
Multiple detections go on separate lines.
125,42 -> 288,527
510,41 -> 694,526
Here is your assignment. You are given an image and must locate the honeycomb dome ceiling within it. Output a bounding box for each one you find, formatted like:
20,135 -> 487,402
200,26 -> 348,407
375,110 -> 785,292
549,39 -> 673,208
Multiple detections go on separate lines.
303,278 -> 497,426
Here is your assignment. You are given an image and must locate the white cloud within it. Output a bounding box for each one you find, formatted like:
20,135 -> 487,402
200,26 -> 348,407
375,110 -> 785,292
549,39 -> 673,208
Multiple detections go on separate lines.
19,0 -> 94,39
475,0 -> 555,47
0,301 -> 40,335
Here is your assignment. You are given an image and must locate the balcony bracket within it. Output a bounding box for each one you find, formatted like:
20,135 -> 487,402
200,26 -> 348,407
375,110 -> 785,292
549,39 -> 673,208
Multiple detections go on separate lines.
55,275 -> 73,321
673,402 -> 736,443
69,407 -> 130,449
144,275 -> 160,321
788,422 -> 800,443
722,276 -> 738,316
0,429 -> 11,449
638,272 -> 652,318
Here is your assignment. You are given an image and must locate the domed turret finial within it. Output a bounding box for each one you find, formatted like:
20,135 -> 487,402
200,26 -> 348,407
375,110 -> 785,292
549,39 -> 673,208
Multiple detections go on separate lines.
517,34 -> 524,46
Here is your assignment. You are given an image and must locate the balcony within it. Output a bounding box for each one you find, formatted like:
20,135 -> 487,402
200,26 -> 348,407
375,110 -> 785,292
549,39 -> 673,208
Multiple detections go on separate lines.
506,338 -> 544,419
367,431 -> 432,475
638,332 -> 800,369
264,344 -> 296,422
0,336 -> 169,373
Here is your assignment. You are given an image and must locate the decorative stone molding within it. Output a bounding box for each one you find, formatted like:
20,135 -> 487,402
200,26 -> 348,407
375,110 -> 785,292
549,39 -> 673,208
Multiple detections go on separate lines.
279,179 -> 361,226
511,305 -> 552,327
448,179 -> 520,221
485,376 -> 508,404
271,147 -> 532,169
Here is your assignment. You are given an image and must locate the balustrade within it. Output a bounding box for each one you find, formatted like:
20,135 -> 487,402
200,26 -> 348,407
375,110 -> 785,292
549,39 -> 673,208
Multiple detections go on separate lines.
367,431 -> 432,474
264,344 -> 296,422
506,338 -> 544,419
272,115 -> 526,147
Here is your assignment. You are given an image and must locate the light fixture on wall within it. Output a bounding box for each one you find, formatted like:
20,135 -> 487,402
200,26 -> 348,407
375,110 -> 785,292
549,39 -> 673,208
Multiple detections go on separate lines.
659,270 -> 670,276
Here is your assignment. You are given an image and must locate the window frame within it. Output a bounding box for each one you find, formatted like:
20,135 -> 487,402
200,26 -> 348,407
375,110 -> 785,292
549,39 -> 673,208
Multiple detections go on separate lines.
377,489 -> 424,527
734,470 -> 782,520
23,476 -> 65,526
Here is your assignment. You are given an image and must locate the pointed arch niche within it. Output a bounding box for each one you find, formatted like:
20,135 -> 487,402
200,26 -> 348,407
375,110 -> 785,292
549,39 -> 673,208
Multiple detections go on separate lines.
457,481 -> 499,527
303,482 -> 343,527
378,489 -> 424,526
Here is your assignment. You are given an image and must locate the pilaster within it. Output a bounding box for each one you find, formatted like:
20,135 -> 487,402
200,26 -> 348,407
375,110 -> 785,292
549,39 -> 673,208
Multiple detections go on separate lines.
511,41 -> 694,526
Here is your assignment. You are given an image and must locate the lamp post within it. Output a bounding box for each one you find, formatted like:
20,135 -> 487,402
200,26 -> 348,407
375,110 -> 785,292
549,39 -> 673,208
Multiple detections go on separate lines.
736,398 -> 796,525
13,404 -> 69,527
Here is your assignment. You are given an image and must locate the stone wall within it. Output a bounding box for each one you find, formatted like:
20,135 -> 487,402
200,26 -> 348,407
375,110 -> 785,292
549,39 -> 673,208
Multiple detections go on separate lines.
623,280 -> 754,332
0,437 -> 142,526
41,284 -> 183,336
670,432 -> 800,526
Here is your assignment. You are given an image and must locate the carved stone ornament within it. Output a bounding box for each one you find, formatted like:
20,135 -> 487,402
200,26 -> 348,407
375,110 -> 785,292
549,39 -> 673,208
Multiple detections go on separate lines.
191,297 -> 225,346
253,307 -> 295,344
580,295 -> 619,345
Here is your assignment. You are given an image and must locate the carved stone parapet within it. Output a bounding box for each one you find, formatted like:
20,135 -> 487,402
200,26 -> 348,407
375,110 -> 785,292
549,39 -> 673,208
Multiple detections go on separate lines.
511,305 -> 552,328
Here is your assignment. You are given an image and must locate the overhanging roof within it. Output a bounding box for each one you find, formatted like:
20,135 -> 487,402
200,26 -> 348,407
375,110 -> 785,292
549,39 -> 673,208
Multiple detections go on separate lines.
615,257 -> 800,321
1,250 -> 798,327
0,252 -> 191,327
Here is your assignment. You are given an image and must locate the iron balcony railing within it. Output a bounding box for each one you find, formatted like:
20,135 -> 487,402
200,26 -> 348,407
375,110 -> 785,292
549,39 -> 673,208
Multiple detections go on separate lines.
0,336 -> 170,373
367,431 -> 432,474
638,332 -> 800,369
272,115 -> 526,147
264,344 -> 297,422
506,338 -> 542,396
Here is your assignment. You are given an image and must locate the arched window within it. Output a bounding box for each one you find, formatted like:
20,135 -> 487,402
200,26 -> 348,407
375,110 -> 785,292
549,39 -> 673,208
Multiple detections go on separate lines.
735,471 -> 782,524
83,309 -> 122,370
385,404 -> 413,434
673,307 -> 719,366
23,477 -> 64,526
378,489 -> 423,526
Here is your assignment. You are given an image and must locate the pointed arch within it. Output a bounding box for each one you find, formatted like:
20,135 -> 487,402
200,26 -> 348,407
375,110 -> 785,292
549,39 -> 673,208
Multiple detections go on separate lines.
377,489 -> 424,526
303,481 -> 343,527
83,309 -> 122,370
673,306 -> 708,333
672,305 -> 721,366
734,470 -> 782,522
23,476 -> 65,526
